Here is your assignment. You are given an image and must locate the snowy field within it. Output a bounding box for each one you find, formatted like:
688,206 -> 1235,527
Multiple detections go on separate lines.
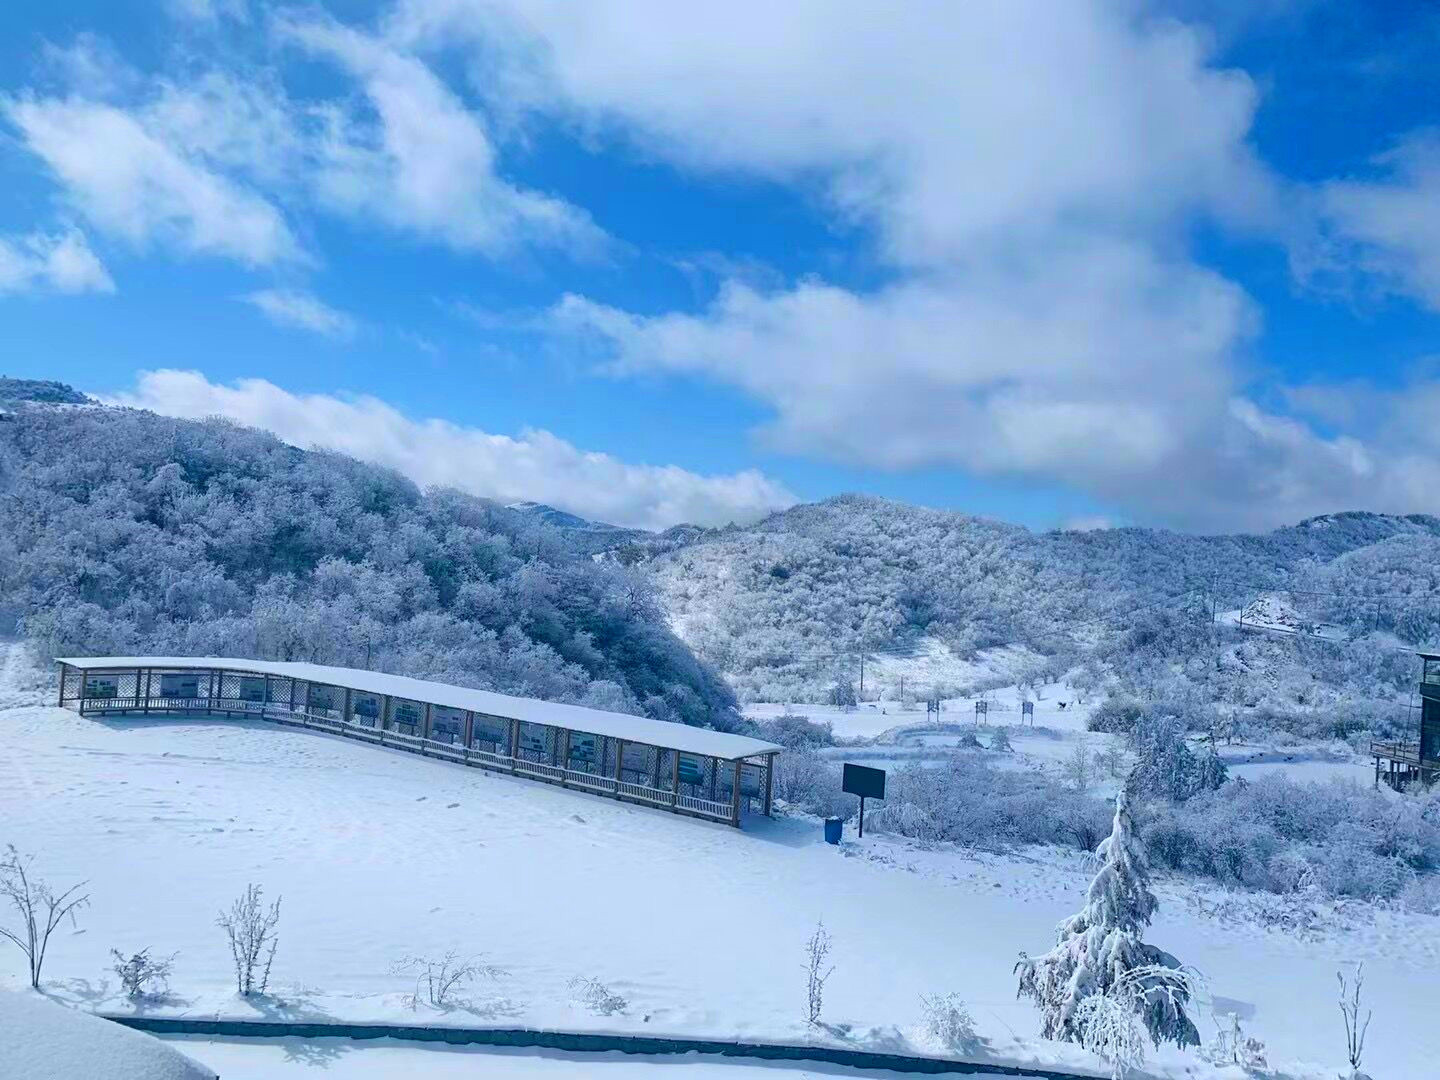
3,690 -> 1438,1079
746,674 -> 1379,793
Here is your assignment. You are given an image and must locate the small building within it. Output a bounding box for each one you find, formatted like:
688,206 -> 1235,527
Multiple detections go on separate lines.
1371,651 -> 1440,789
55,656 -> 781,828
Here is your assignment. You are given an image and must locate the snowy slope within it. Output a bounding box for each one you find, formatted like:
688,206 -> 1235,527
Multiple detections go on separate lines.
0,990 -> 217,1080
1,702 -> 1435,1079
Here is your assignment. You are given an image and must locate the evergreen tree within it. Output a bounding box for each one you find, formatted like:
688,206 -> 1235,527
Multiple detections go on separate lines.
1016,791 -> 1199,1053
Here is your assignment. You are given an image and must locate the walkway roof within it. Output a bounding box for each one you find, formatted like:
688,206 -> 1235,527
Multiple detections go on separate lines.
57,656 -> 782,761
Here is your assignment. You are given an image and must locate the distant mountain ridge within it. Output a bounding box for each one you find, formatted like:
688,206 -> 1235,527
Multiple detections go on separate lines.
625,494 -> 1440,708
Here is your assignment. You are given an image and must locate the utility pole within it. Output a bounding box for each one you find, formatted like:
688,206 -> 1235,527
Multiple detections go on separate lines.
859,652 -> 864,698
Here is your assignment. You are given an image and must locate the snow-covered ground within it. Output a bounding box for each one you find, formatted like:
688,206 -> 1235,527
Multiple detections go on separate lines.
0,989 -> 217,1080
3,685 -> 1437,1080
156,1037 -> 1020,1079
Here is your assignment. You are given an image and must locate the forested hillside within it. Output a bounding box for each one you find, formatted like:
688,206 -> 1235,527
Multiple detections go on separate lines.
0,399 -> 741,730
640,495 -> 1440,725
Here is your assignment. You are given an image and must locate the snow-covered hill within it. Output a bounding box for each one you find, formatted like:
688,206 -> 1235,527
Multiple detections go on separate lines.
2,701 -> 1435,1079
635,496 -> 1440,714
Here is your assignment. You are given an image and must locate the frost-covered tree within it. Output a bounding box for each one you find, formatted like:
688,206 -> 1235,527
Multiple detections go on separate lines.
1016,792 -> 1199,1053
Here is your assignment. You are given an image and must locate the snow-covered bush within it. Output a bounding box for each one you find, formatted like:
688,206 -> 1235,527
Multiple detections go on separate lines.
1072,988 -> 1146,1078
772,751 -> 849,819
756,714 -> 836,750
988,726 -> 1013,752
826,681 -> 858,709
110,948 -> 175,1001
394,951 -> 504,1010
1141,775 -> 1440,900
1126,716 -> 1226,803
919,992 -> 976,1052
1016,793 -> 1200,1053
217,884 -> 280,997
1088,699 -> 1143,734
1205,1013 -> 1268,1072
0,845 -> 89,990
568,975 -> 627,1016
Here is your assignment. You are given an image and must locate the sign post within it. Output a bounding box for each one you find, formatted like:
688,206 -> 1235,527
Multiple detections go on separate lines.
1022,700 -> 1034,725
841,763 -> 886,839
975,700 -> 988,726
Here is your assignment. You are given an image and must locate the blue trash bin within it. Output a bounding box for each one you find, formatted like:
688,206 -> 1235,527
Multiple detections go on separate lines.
824,817 -> 843,845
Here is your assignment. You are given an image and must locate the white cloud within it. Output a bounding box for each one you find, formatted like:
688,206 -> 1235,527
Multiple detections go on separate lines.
108,370 -> 795,530
1060,516 -> 1119,533
6,21 -> 602,269
278,17 -> 606,258
1319,132 -> 1440,310
0,228 -> 114,295
383,0 -> 1436,531
3,96 -> 300,266
166,0 -> 248,23
394,0 -> 1280,266
240,289 -> 357,338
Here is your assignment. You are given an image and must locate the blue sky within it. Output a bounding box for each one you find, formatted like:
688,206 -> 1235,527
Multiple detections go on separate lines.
2,1 -> 1439,533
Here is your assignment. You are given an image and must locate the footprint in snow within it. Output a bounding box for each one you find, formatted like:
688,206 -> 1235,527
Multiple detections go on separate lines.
446,802 -> 460,809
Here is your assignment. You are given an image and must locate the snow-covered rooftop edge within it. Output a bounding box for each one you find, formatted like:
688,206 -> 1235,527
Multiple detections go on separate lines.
55,656 -> 783,761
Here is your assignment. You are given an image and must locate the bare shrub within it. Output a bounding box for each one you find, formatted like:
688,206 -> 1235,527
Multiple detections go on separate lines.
919,992 -> 976,1052
568,975 -> 628,1015
110,948 -> 176,1001
0,845 -> 89,989
217,884 -> 280,996
393,951 -> 504,1010
1061,746 -> 1096,793
804,919 -> 835,1026
1337,963 -> 1371,1078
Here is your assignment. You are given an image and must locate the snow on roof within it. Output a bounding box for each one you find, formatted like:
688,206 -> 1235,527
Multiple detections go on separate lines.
0,991 -> 218,1080
55,656 -> 783,761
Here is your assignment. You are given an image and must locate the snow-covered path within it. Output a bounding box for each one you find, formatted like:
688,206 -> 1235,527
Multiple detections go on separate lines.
2,701 -> 1436,1079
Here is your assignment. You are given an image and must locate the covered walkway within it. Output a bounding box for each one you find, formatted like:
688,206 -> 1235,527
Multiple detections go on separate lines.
56,657 -> 781,827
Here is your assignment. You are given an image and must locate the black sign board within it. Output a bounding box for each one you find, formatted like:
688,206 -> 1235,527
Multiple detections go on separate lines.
842,763 -> 886,839
842,763 -> 886,800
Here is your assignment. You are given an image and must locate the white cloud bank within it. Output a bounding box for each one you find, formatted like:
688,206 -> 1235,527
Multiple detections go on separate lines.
109,370 -> 796,531
240,289 -> 356,338
0,228 -> 113,295
389,0 -> 1437,531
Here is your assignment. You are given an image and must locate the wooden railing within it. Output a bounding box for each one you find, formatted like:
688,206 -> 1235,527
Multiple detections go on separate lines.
1371,740 -> 1430,766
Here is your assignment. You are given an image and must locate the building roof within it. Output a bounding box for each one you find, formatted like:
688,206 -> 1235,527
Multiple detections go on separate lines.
56,656 -> 782,761
1419,652 -> 1440,661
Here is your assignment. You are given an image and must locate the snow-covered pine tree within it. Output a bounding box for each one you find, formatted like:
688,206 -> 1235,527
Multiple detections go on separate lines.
1015,791 -> 1199,1053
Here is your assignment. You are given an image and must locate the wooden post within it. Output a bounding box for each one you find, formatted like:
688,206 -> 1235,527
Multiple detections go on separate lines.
671,751 -> 681,809
558,728 -> 570,785
731,758 -> 742,827
509,717 -> 520,769
614,739 -> 626,795
422,702 -> 433,742
651,746 -> 662,789
57,663 -> 67,707
763,752 -> 775,817
343,686 -> 353,725
463,710 -> 475,748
